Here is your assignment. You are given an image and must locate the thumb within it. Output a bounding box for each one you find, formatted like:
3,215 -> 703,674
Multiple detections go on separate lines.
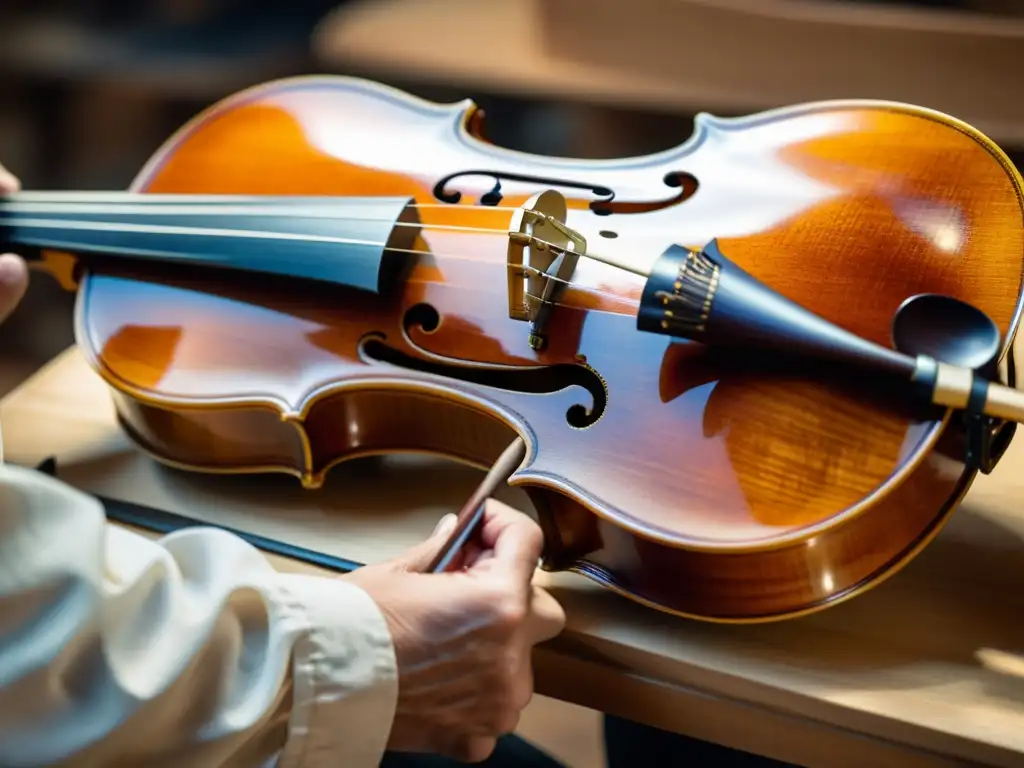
389,513 -> 458,573
0,254 -> 28,324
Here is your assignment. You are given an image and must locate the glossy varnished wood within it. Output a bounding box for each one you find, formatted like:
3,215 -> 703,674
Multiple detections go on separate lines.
59,76 -> 1024,621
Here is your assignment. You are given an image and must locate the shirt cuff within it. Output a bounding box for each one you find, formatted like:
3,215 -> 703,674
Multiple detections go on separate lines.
273,573 -> 398,768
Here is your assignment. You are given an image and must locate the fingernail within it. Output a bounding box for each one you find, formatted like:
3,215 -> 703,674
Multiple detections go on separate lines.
433,513 -> 457,537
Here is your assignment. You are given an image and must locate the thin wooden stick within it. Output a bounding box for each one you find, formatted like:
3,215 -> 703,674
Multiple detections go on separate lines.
426,436 -> 527,574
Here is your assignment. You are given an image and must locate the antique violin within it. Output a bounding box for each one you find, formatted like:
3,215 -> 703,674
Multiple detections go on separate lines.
2,76 -> 1023,623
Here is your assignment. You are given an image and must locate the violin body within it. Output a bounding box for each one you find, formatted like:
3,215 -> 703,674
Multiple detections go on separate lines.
46,76 -> 1024,622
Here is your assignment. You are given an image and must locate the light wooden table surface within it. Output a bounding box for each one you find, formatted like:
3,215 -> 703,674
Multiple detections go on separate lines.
5,346 -> 1024,767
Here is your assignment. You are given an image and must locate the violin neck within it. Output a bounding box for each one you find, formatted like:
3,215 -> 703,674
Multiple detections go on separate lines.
0,191 -> 419,293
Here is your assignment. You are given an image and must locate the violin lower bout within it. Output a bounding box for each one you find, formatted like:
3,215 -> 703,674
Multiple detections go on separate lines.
109,363 -> 975,623
537,423 -> 972,621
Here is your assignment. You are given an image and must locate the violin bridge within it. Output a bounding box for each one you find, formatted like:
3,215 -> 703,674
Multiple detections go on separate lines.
506,190 -> 584,351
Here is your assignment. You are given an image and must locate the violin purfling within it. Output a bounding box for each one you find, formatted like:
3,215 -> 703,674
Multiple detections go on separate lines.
2,75 -> 1023,623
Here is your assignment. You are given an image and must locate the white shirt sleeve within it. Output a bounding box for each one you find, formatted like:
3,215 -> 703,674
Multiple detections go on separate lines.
0,463 -> 399,768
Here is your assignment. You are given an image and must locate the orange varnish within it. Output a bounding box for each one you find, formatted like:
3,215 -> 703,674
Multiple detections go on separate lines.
23,76 -> 1021,622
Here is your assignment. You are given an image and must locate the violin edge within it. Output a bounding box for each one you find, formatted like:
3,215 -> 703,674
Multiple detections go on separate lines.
127,72 -> 1024,188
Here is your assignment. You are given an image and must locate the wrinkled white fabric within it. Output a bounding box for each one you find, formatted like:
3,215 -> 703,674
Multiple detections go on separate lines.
0,463 -> 398,767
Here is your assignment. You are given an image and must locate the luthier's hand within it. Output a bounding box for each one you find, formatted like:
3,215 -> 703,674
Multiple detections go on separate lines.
0,163 -> 27,324
344,498 -> 566,763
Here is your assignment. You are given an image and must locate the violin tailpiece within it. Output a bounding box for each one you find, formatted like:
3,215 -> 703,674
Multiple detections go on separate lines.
637,239 -> 918,381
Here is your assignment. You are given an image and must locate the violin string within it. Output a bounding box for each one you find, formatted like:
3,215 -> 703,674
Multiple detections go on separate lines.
4,196 -> 649,306
4,213 -> 653,277
388,218 -> 670,244
4,195 -> 674,244
394,221 -> 510,236
520,290 -> 632,313
409,203 -> 534,211
3,196 -> 595,218
19,235 -> 636,309
4,194 -> 600,214
383,245 -> 639,308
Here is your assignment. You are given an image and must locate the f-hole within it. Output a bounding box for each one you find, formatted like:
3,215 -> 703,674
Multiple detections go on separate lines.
432,170 -> 699,216
358,303 -> 608,429
595,172 -> 699,215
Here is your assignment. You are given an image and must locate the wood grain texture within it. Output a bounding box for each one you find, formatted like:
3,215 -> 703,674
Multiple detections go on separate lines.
39,75 -> 1024,621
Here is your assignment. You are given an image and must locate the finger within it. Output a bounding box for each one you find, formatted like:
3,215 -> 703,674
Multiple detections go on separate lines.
458,735 -> 498,764
0,163 -> 20,193
388,513 -> 458,572
0,253 -> 29,324
456,540 -> 484,569
430,512 -> 458,540
494,706 -> 521,737
432,725 -> 495,764
523,585 -> 566,644
430,542 -> 475,573
472,499 -> 544,584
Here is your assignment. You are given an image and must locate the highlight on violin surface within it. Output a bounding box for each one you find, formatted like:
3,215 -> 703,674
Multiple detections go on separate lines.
1,74 -> 1021,623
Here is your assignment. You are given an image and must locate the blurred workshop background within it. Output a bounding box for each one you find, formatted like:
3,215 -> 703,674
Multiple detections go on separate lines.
0,0 -> 1022,763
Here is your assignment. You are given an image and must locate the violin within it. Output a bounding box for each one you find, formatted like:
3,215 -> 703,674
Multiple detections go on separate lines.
2,76 -> 1023,623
